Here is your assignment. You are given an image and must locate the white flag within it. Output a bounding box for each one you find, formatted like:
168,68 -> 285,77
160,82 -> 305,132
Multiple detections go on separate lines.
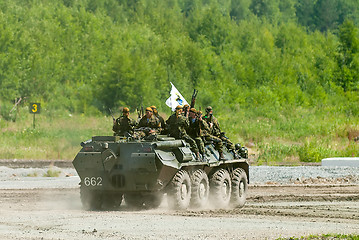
165,82 -> 189,111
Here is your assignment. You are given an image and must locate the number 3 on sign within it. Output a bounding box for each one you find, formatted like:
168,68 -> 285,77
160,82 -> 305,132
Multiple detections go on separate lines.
32,104 -> 37,113
29,103 -> 41,114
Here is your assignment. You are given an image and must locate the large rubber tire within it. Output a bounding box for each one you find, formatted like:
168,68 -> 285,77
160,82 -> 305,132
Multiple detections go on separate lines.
209,169 -> 231,209
167,170 -> 192,210
144,192 -> 164,209
125,192 -> 163,209
80,187 -> 103,211
190,169 -> 209,208
102,193 -> 123,210
230,168 -> 248,208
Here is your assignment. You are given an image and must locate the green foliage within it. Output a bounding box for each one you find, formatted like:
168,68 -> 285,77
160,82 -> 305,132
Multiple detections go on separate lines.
1,0 -> 359,164
0,101 -> 17,121
43,168 -> 61,177
27,172 -> 39,177
257,142 -> 299,165
298,139 -> 336,162
0,109 -> 113,160
335,20 -> 359,91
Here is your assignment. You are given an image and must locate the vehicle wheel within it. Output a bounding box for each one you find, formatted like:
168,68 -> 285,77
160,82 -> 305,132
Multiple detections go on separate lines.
124,193 -> 145,209
144,192 -> 163,209
209,169 -> 231,208
230,168 -> 248,208
167,170 -> 192,209
102,193 -> 123,210
80,186 -> 103,210
190,169 -> 209,208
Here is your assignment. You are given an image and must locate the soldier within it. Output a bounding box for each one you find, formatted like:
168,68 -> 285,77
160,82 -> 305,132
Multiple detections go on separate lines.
166,105 -> 201,160
112,107 -> 137,136
138,107 -> 161,130
199,110 -> 225,160
187,108 -> 207,159
203,106 -> 238,158
150,105 -> 166,133
182,104 -> 190,117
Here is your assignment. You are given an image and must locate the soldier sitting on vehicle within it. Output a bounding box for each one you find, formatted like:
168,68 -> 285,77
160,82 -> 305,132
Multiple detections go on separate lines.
182,104 -> 190,117
200,111 -> 225,160
150,105 -> 166,134
112,107 -> 137,137
187,108 -> 208,160
166,105 -> 201,160
203,106 -> 239,159
136,107 -> 161,139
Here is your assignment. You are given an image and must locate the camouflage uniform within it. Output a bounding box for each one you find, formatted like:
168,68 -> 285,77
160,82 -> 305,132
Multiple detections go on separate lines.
113,115 -> 137,136
182,104 -> 190,117
138,115 -> 161,131
166,113 -> 199,154
204,114 -> 235,151
187,115 -> 206,156
150,106 -> 166,131
156,114 -> 165,129
202,116 -> 224,155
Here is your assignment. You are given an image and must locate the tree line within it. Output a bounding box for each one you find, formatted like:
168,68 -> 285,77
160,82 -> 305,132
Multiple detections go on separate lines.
0,0 -> 358,118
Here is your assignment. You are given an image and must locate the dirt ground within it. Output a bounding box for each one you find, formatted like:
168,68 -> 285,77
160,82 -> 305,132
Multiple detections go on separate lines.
0,183 -> 358,240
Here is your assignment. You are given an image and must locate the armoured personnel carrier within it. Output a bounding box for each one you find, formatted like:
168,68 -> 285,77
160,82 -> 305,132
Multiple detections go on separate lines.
73,134 -> 249,210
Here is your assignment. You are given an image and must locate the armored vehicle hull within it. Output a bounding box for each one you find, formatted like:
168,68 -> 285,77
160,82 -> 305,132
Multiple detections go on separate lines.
73,135 -> 249,210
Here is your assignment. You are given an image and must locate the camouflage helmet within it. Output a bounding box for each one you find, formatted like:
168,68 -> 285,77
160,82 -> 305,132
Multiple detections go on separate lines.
205,106 -> 213,113
145,107 -> 153,112
189,107 -> 197,113
150,106 -> 159,115
175,105 -> 183,110
235,143 -> 241,150
122,107 -> 130,113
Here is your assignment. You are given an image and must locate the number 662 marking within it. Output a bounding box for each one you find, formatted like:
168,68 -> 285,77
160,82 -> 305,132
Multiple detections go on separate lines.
84,177 -> 103,186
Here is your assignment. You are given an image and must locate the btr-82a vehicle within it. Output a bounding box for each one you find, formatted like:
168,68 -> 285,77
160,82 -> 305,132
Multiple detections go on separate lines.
73,134 -> 249,210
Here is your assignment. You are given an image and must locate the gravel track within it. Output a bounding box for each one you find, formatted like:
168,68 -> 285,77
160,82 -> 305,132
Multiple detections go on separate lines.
0,164 -> 359,239
1,165 -> 359,187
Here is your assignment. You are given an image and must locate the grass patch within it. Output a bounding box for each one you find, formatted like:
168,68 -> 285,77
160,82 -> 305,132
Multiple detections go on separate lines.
43,169 -> 61,177
277,233 -> 359,240
1,105 -> 359,165
26,172 -> 39,177
0,107 -> 113,160
221,105 -> 359,165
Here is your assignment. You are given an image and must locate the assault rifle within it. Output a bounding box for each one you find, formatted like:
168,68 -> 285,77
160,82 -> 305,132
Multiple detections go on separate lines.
136,104 -> 144,120
190,89 -> 198,108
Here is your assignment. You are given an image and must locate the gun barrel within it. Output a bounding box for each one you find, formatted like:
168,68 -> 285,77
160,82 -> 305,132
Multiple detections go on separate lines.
152,140 -> 185,149
190,89 -> 198,108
